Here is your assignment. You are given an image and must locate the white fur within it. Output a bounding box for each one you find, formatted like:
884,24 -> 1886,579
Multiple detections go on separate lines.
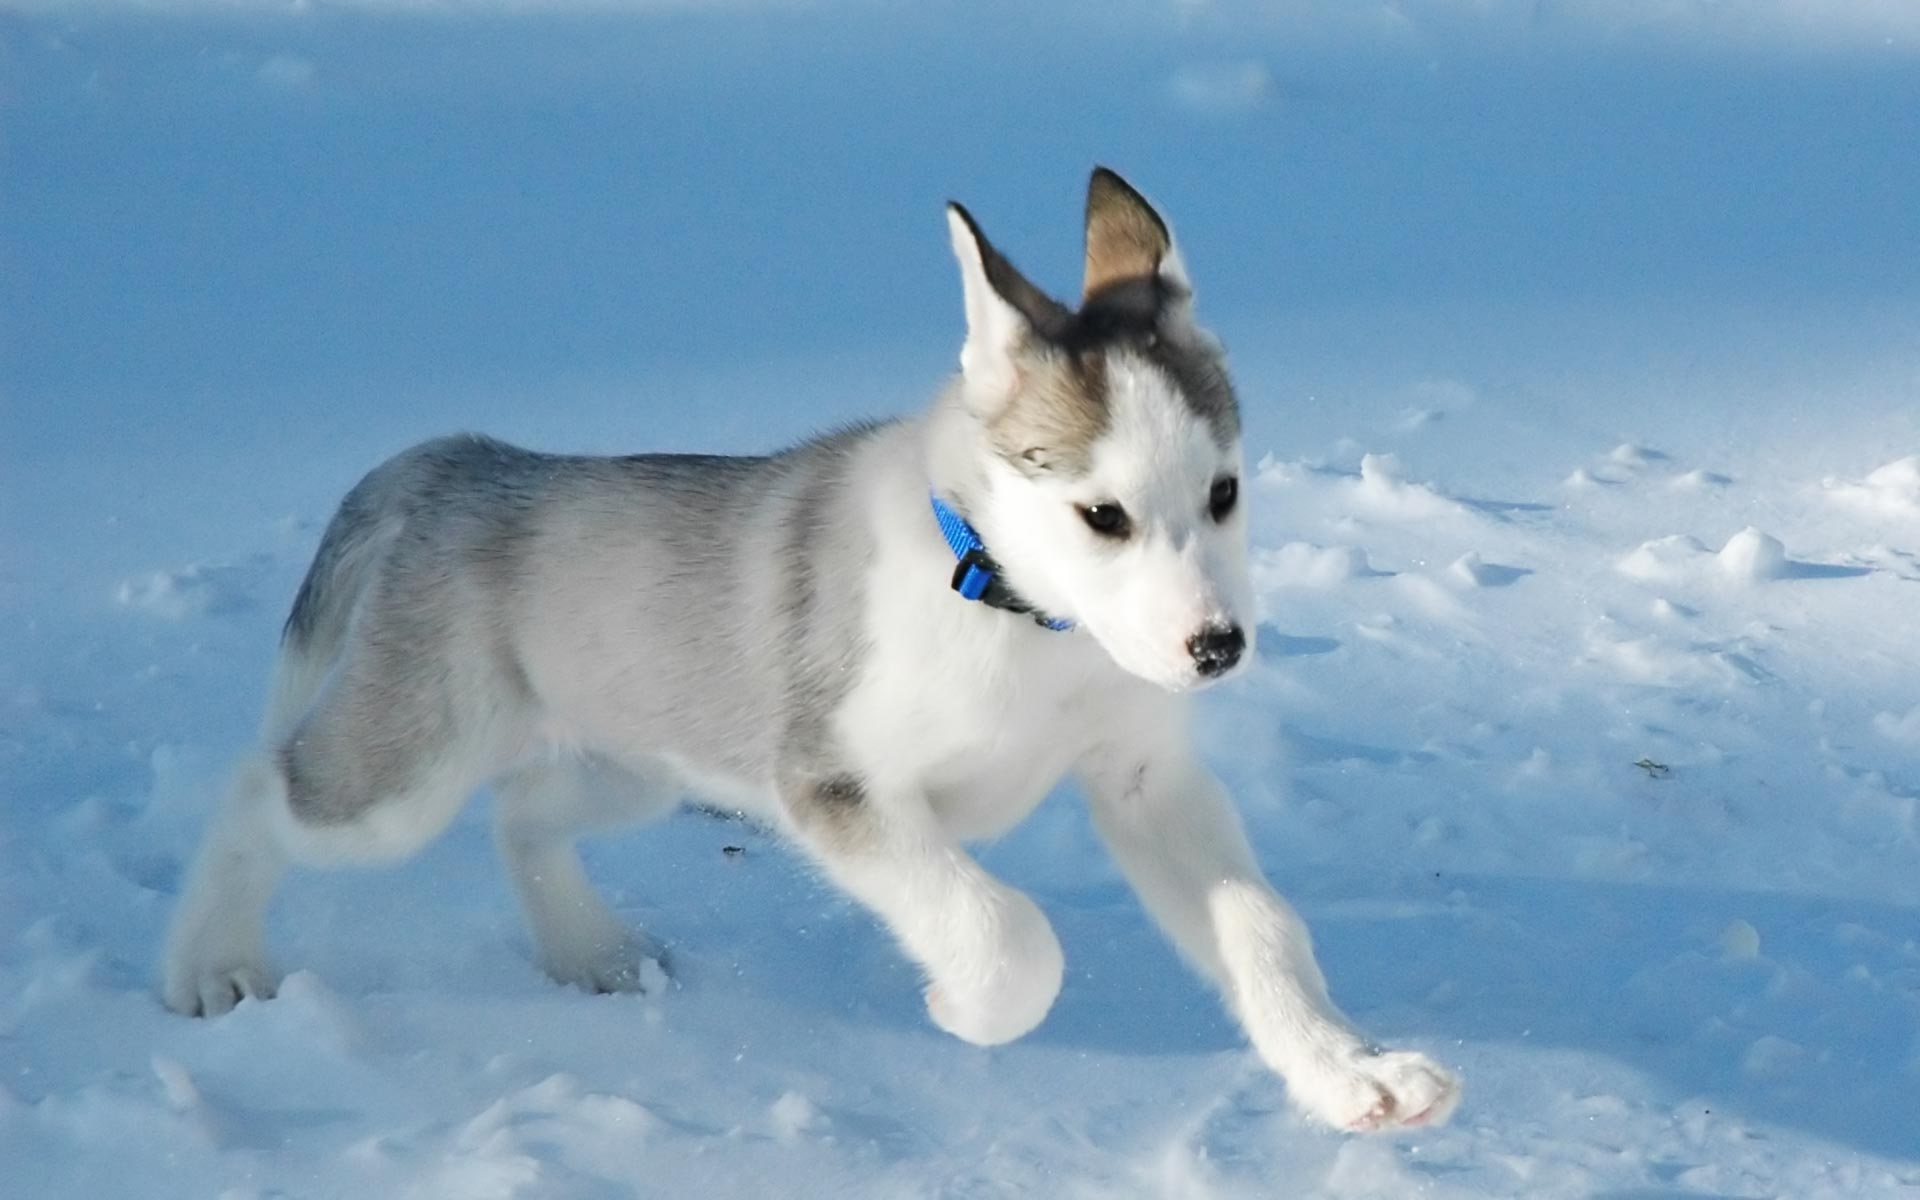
162,755 -> 288,1016
981,358 -> 1254,689
947,207 -> 1028,399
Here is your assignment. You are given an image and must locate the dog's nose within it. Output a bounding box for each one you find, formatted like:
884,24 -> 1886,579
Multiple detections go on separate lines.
1187,624 -> 1245,677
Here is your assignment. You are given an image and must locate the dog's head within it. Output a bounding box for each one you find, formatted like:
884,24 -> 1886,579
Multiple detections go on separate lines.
944,168 -> 1253,692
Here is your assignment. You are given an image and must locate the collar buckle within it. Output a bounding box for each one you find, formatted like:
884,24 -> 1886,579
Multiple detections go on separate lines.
950,548 -> 999,602
931,494 -> 1073,632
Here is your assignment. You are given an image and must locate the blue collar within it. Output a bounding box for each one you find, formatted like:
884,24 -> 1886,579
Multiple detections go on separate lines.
930,494 -> 1074,631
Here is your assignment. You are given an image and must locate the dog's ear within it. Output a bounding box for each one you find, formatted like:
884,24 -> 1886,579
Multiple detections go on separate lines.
947,202 -> 1068,403
1083,167 -> 1200,329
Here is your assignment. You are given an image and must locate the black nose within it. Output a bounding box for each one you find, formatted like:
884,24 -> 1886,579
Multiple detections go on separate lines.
1187,624 -> 1245,677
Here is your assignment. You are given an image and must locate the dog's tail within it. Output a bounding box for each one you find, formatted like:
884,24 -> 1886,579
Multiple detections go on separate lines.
263,468 -> 402,741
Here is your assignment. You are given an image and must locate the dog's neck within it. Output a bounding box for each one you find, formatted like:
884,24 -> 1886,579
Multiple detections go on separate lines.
928,493 -> 1072,631
920,384 -> 1072,630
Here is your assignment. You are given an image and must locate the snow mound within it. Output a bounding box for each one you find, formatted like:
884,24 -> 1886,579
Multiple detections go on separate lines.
1607,442 -> 1667,470
769,1090 -> 825,1144
1582,627 -> 1719,687
1719,919 -> 1762,962
427,1075 -> 659,1195
1352,453 -> 1462,520
1618,534 -> 1712,582
1743,1035 -> 1806,1080
1824,455 -> 1920,518
1448,551 -> 1528,588
1619,529 -> 1793,584
1253,542 -> 1378,589
1392,379 -> 1474,431
1649,596 -> 1696,621
1717,527 -> 1789,582
1871,705 -> 1920,744
1671,467 -> 1732,491
115,561 -> 257,619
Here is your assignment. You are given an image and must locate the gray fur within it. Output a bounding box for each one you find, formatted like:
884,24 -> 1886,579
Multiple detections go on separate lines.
782,772 -> 870,853
276,428 -> 887,830
1072,279 -> 1240,449
986,347 -> 1112,477
282,465 -> 400,662
984,325 -> 1239,476
774,429 -> 879,775
1145,334 -> 1239,447
958,207 -> 1239,476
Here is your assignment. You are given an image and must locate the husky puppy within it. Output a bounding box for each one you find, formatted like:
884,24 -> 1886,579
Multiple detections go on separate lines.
163,168 -> 1459,1132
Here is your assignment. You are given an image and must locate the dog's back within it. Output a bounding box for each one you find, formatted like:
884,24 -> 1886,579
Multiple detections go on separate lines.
273,428 -> 887,827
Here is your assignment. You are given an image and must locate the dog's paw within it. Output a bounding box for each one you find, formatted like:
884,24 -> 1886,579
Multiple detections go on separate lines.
164,959 -> 279,1018
162,913 -> 279,1017
1293,1048 -> 1461,1133
925,891 -> 1064,1046
543,931 -> 671,996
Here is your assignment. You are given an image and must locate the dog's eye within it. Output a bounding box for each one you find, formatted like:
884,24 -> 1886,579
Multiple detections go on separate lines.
1208,476 -> 1239,522
1078,503 -> 1131,539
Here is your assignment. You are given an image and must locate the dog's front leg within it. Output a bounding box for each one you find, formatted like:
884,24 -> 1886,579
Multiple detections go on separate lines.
1080,742 -> 1460,1132
783,774 -> 1064,1046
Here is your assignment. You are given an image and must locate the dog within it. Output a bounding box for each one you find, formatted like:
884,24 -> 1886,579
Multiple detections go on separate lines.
162,168 -> 1460,1132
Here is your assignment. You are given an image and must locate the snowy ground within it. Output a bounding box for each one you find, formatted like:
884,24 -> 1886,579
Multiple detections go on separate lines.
5,4 -> 1919,1198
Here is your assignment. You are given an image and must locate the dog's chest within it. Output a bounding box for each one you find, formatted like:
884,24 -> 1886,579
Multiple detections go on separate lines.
842,631 -> 1111,841
919,705 -> 1090,840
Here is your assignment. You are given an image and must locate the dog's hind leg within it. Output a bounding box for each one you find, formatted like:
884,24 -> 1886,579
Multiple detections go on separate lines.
161,626 -> 353,1018
492,756 -> 679,994
161,754 -> 291,1016
165,638 -> 517,1015
161,498 -> 395,1017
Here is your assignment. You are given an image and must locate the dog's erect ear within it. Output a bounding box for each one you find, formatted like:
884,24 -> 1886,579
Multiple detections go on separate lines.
1083,167 -> 1198,320
947,202 -> 1068,400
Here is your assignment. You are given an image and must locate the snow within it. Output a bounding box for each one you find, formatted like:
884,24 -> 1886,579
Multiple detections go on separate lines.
1828,457 -> 1920,520
1716,528 -> 1790,583
4,3 -> 1920,1197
